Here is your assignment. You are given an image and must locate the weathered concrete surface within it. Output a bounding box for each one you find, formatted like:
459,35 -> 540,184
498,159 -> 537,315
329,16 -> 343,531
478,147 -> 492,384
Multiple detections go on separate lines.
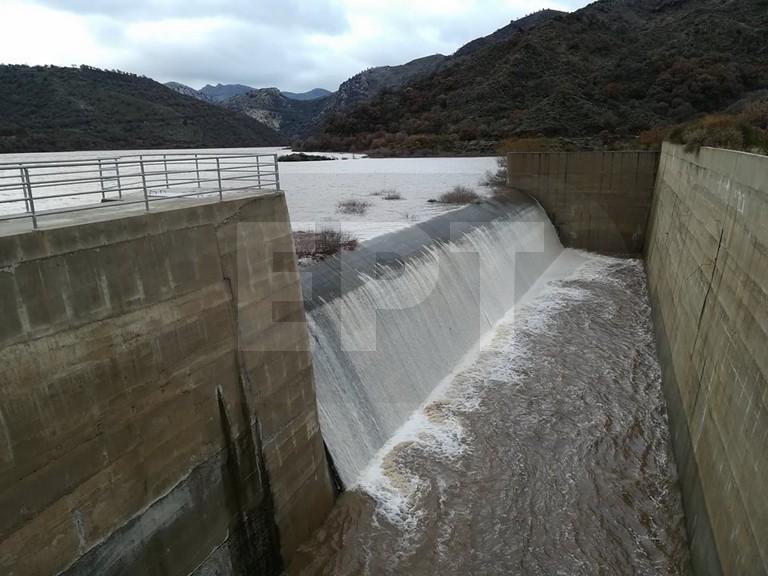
506,151 -> 660,254
645,143 -> 767,576
0,192 -> 334,574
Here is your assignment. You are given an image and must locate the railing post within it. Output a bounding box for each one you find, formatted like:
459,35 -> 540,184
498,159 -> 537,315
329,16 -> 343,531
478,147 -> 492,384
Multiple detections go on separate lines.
256,155 -> 262,188
98,158 -> 106,200
139,159 -> 150,211
163,154 -> 169,187
18,165 -> 30,213
195,154 -> 201,187
273,154 -> 280,190
21,167 -> 37,229
216,158 -> 223,201
115,158 -> 123,199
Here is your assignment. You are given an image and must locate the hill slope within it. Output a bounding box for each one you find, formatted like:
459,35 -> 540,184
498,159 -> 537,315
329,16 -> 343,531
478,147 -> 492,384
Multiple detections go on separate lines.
0,65 -> 284,153
307,0 -> 768,155
199,83 -> 256,102
164,81 -> 213,103
454,9 -> 567,58
283,88 -> 332,101
222,88 -> 330,139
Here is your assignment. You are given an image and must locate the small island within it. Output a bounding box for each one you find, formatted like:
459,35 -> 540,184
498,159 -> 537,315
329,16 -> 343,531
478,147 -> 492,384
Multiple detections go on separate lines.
277,152 -> 336,162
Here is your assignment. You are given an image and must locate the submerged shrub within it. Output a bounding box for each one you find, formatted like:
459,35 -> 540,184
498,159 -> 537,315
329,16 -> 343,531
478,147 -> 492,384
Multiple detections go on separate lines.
293,228 -> 358,260
337,198 -> 371,215
433,185 -> 481,204
479,156 -> 508,193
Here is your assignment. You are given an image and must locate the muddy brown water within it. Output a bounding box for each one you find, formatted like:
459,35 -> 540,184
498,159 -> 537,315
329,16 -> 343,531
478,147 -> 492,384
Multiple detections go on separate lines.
290,257 -> 690,576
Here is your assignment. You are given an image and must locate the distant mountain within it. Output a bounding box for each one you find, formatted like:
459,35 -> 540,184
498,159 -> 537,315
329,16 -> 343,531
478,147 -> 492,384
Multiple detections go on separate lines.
160,10 -> 560,143
164,81 -> 212,102
316,10 -> 563,121
282,88 -> 332,101
200,83 -> 256,102
324,55 -> 450,115
308,0 -> 768,155
221,87 -> 329,139
0,65 -> 284,153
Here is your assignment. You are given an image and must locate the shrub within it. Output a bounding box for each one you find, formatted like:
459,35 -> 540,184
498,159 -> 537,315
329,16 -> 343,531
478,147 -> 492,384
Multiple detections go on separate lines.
669,114 -> 766,154
740,100 -> 768,130
497,136 -> 563,153
433,185 -> 480,204
637,126 -> 668,150
337,198 -> 371,215
383,189 -> 402,200
479,156 -> 507,189
293,228 -> 358,260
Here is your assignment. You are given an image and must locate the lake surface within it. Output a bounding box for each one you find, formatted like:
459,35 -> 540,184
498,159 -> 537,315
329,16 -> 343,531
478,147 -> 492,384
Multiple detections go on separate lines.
0,147 -> 496,240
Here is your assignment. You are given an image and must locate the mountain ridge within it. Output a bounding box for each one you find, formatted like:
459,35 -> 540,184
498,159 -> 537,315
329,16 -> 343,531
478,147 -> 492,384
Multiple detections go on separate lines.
304,0 -> 768,155
0,65 -> 285,153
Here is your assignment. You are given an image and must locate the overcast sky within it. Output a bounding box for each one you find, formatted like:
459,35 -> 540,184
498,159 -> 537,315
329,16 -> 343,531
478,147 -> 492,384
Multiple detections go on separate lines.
0,0 -> 592,93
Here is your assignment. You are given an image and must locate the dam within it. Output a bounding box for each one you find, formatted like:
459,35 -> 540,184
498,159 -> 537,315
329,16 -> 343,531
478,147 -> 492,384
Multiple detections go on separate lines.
0,144 -> 765,575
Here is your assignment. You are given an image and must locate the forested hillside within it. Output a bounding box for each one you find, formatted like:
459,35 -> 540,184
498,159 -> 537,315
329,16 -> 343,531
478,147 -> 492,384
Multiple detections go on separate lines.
301,0 -> 768,155
0,65 -> 284,153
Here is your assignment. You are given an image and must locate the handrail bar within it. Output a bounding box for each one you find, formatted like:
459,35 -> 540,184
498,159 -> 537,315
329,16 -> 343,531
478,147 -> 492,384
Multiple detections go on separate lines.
0,152 -> 280,228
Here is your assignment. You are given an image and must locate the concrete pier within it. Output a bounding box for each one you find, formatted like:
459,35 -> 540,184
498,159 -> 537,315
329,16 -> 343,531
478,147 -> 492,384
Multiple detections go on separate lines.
645,144 -> 768,576
0,191 -> 334,575
506,150 -> 660,254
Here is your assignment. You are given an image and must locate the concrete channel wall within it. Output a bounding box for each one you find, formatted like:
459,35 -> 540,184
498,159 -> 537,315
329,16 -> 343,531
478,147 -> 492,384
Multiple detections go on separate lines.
506,150 -> 660,254
645,144 -> 767,576
0,192 -> 334,575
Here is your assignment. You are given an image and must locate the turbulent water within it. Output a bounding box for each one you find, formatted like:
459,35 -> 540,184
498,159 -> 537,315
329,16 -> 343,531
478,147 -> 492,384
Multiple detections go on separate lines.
306,202 -> 561,485
292,254 -> 690,575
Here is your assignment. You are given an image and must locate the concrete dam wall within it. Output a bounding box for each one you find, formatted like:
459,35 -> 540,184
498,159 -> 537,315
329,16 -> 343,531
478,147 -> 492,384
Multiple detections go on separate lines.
506,150 -> 660,254
0,145 -> 764,575
0,192 -> 334,575
645,144 -> 767,576
510,145 -> 767,575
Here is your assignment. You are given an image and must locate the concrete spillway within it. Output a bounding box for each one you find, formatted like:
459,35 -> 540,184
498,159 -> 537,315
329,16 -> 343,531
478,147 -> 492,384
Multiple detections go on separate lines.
1,144 -> 765,576
301,195 -> 563,485
292,209 -> 689,575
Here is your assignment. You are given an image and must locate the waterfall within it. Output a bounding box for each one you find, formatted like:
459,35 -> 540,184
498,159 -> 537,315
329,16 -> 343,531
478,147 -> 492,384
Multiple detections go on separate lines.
303,196 -> 564,486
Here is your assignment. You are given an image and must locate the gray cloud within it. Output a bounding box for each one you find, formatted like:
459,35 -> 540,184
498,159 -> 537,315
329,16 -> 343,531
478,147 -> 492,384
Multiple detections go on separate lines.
36,0 -> 350,33
5,0 -> 593,93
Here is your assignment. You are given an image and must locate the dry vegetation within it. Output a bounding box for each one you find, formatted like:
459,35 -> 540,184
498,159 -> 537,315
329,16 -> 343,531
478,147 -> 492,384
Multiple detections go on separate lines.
337,198 -> 371,214
433,185 -> 481,204
293,228 -> 358,261
668,103 -> 768,155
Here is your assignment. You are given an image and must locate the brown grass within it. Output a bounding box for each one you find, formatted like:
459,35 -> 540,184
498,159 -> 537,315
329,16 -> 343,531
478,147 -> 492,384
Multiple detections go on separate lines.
293,228 -> 358,260
337,199 -> 371,214
433,185 -> 481,204
668,114 -> 767,155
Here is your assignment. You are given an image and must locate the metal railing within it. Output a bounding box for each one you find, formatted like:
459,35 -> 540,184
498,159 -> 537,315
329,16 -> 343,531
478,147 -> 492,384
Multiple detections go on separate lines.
0,152 -> 280,228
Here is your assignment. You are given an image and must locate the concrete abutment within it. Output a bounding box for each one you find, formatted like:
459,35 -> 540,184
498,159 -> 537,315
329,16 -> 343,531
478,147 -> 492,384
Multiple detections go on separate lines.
0,191 -> 334,575
509,145 -> 767,576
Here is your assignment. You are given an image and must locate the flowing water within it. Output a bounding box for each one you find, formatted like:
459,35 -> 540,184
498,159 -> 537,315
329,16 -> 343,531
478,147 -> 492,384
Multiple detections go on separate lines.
305,199 -> 562,485
296,203 -> 690,574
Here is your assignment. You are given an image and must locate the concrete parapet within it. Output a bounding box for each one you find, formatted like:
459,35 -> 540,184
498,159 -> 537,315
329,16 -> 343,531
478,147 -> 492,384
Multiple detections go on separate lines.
506,150 -> 660,254
0,192 -> 334,574
645,144 -> 768,576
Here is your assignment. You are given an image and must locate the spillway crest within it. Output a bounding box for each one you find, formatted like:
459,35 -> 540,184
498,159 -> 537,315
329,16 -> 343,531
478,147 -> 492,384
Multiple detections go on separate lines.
303,197 -> 561,485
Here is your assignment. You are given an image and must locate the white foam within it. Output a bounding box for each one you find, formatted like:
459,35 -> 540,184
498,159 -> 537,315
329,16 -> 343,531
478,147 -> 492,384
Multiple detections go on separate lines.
355,250 -> 624,533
